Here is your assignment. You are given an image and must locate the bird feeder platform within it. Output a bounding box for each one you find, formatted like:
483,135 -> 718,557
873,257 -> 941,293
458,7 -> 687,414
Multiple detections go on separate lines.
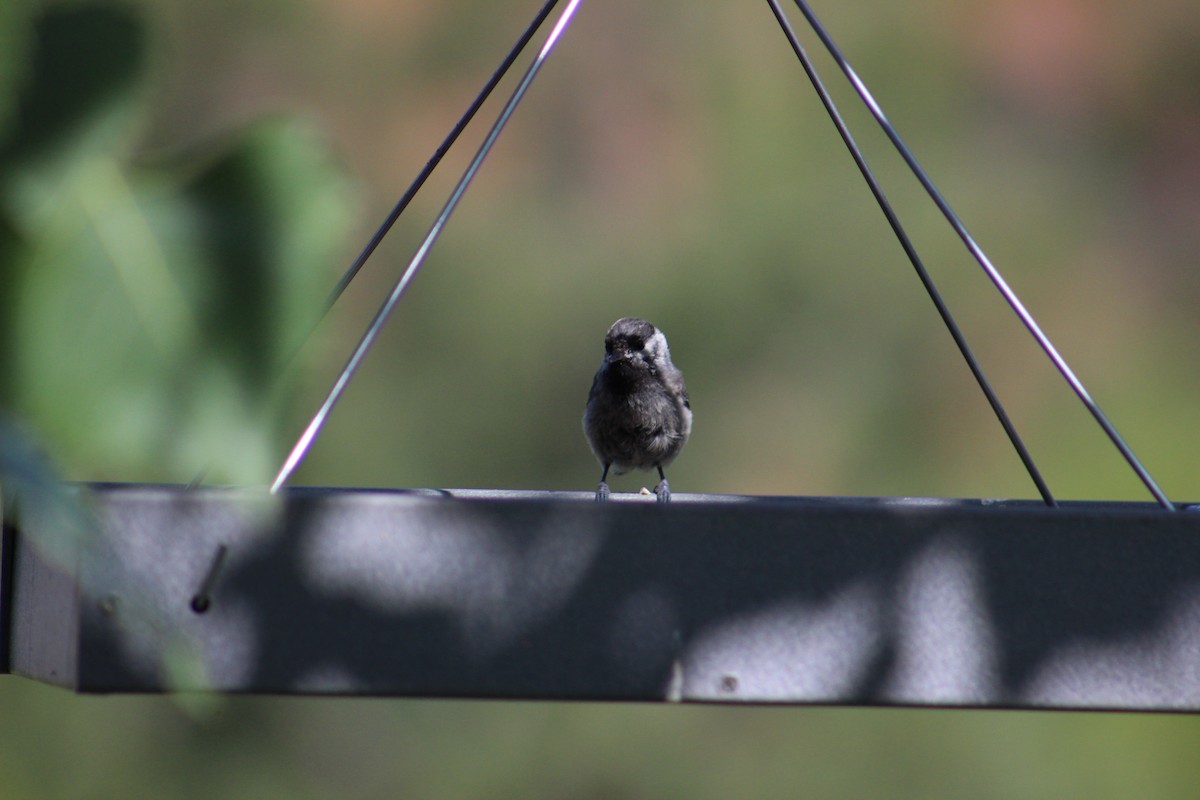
3,482 -> 1199,711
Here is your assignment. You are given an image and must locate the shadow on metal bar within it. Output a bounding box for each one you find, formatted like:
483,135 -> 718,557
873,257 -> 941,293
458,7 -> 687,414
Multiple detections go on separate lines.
4,483 -> 1200,712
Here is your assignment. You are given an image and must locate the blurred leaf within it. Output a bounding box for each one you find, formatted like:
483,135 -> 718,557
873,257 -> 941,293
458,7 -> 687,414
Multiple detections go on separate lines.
0,2 -> 146,179
0,213 -> 22,408
0,0 -> 34,139
179,119 -> 357,389
0,415 -> 93,568
0,2 -> 151,414
0,3 -> 356,485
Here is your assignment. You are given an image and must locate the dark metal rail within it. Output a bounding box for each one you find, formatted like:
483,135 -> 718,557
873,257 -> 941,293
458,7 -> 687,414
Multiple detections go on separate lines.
4,484 -> 1199,710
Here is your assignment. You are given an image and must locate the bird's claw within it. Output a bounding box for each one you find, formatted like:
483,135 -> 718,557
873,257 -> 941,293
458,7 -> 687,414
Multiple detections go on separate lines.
654,479 -> 671,504
595,481 -> 610,503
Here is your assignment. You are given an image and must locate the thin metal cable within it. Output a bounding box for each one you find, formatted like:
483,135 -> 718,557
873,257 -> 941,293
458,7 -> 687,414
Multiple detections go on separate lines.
766,0 -> 1055,506
321,0 -> 563,312
788,0 -> 1174,510
269,0 -> 587,493
188,1 -> 561,491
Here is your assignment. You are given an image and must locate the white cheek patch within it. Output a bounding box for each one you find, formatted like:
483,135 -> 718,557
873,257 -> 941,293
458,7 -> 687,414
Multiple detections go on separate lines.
645,330 -> 669,361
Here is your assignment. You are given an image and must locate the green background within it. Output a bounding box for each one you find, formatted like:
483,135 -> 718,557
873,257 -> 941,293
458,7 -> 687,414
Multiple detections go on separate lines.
5,0 -> 1200,796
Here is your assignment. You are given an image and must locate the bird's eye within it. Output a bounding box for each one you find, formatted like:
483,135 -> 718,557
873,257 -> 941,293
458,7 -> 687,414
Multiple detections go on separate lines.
628,336 -> 645,351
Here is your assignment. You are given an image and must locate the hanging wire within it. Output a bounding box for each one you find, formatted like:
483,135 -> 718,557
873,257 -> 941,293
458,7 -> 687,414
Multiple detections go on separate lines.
269,0 -> 587,494
189,1 -> 563,491
321,0 -> 564,313
765,0 -> 1055,507
785,0 -> 1175,511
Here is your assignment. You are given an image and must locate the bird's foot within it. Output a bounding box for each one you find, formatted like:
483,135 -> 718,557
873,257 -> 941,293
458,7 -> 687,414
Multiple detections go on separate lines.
595,481 -> 610,502
654,479 -> 671,504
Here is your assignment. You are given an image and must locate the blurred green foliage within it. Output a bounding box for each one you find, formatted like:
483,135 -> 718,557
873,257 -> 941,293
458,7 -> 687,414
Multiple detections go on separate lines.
5,0 -> 1200,797
0,2 -> 354,487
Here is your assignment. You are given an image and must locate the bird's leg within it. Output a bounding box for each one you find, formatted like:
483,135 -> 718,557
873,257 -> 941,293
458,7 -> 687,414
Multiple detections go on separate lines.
653,465 -> 671,504
596,464 -> 611,503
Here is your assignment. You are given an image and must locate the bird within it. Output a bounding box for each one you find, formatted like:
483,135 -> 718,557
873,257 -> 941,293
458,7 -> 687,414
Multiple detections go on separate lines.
583,317 -> 692,503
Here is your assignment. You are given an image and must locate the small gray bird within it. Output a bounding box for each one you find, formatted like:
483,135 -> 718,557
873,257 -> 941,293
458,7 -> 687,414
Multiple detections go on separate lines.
583,317 -> 692,503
